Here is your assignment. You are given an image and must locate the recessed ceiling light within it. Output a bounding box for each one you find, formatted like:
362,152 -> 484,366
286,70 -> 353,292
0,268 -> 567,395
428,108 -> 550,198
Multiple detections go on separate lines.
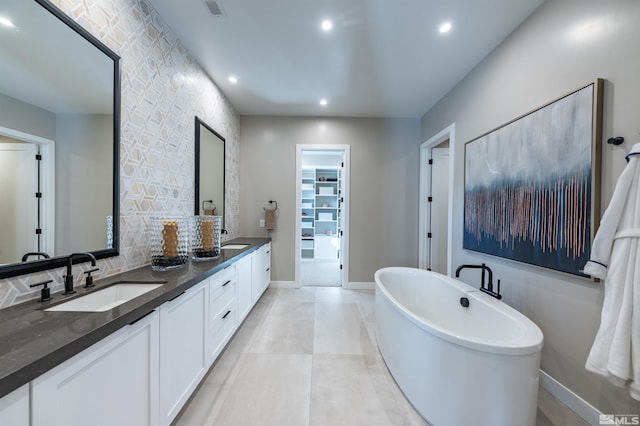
228,76 -> 238,84
0,16 -> 15,28
321,20 -> 333,32
439,21 -> 452,34
320,99 -> 328,106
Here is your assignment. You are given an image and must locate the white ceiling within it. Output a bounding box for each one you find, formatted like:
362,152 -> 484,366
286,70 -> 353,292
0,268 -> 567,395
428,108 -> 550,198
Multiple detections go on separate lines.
146,0 -> 544,118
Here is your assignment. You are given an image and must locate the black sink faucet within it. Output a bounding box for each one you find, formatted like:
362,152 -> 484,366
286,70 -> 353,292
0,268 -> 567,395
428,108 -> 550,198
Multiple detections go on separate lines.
455,263 -> 502,299
63,253 -> 97,295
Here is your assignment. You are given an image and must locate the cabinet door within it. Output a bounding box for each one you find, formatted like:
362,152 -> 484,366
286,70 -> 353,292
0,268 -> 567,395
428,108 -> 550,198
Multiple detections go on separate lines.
159,280 -> 208,426
315,235 -> 338,259
251,246 -> 270,302
208,266 -> 238,365
32,310 -> 160,426
237,255 -> 253,321
0,384 -> 29,426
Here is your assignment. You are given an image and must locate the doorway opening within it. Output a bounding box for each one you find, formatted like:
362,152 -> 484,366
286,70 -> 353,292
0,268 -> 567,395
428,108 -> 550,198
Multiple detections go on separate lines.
419,124 -> 455,275
0,126 -> 55,264
295,145 -> 350,287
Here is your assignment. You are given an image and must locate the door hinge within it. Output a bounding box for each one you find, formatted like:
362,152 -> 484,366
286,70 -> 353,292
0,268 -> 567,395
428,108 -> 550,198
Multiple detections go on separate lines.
428,159 -> 433,165
427,232 -> 432,238
428,196 -> 433,202
35,192 -> 42,198
341,162 -> 344,168
35,154 -> 42,161
35,228 -> 42,235
340,230 -> 343,236
340,264 -> 343,270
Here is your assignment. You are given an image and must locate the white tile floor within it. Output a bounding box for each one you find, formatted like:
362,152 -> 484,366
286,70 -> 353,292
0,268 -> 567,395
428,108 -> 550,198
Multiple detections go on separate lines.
300,260 -> 341,286
175,287 -> 589,426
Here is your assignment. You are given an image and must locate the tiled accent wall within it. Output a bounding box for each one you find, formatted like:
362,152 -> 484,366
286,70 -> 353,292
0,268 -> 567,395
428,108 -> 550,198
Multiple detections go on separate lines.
0,0 -> 240,308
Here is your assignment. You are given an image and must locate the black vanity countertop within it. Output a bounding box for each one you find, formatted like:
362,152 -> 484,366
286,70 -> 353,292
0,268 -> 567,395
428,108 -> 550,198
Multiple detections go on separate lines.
0,238 -> 270,399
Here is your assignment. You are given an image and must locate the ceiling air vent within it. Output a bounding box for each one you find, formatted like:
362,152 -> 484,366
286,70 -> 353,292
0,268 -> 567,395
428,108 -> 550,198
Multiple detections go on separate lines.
204,1 -> 226,17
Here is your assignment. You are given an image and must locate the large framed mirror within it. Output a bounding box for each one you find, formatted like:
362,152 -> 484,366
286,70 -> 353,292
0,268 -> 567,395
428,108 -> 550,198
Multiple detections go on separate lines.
0,0 -> 120,278
194,117 -> 225,229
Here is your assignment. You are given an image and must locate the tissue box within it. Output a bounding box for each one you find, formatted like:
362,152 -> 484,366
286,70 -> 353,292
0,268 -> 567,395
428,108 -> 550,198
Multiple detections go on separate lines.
318,212 -> 333,221
318,186 -> 334,195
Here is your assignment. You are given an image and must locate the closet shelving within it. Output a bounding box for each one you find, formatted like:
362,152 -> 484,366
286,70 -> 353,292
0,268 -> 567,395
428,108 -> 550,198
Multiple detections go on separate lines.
300,167 -> 341,259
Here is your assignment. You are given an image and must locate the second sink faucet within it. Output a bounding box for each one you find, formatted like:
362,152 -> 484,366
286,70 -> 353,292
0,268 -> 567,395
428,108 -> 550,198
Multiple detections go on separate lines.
63,253 -> 97,295
455,263 -> 502,299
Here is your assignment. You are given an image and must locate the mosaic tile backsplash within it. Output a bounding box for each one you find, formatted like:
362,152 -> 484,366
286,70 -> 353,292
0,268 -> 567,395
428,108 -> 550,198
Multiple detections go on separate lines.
0,0 -> 240,308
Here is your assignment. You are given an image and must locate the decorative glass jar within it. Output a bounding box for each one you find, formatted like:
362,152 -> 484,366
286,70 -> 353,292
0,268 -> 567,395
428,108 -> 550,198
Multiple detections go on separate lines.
150,215 -> 189,271
191,215 -> 222,261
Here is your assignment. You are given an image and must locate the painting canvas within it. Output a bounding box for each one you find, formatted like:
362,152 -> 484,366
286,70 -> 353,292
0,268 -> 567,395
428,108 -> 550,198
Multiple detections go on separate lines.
463,81 -> 602,276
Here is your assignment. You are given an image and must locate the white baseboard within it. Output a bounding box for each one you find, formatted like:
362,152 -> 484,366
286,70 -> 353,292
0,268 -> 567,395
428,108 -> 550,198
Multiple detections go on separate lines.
269,281 -> 375,290
344,281 -> 375,290
268,281 -> 298,288
540,370 -> 602,425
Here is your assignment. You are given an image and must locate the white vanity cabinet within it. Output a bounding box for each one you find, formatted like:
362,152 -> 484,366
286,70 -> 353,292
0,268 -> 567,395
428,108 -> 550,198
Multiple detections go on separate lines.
5,241 -> 271,426
31,310 -> 160,426
0,384 -> 29,426
207,265 -> 238,366
251,242 -> 271,302
159,278 -> 208,426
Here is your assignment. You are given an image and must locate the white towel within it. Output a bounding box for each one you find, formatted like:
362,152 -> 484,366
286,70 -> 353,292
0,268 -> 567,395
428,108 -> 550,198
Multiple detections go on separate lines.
584,143 -> 640,400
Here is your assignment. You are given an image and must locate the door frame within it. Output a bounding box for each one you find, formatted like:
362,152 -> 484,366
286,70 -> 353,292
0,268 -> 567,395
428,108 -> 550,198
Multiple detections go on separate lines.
418,124 -> 455,276
295,144 -> 350,288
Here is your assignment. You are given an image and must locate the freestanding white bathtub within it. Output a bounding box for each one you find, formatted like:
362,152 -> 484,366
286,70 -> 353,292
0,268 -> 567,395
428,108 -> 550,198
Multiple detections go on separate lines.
375,267 -> 543,426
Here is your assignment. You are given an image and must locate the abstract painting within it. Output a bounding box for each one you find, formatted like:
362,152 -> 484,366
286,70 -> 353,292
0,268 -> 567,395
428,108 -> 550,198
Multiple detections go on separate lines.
463,80 -> 603,276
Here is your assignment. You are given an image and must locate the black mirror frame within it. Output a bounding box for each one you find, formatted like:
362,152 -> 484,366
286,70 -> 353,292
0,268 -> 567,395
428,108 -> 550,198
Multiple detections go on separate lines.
0,0 -> 120,279
194,116 -> 225,229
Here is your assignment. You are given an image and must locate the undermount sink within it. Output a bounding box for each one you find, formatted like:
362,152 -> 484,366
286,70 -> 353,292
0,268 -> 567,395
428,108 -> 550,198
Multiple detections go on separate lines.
221,244 -> 249,250
45,281 -> 166,312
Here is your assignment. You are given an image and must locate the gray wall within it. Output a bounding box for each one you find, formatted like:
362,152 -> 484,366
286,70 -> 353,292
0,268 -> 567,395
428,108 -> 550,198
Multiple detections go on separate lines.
240,116 -> 421,283
0,93 -> 55,140
55,114 -> 113,254
421,0 -> 640,414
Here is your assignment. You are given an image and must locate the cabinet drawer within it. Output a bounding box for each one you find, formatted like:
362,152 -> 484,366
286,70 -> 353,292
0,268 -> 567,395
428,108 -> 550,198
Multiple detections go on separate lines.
210,279 -> 236,320
210,300 -> 236,337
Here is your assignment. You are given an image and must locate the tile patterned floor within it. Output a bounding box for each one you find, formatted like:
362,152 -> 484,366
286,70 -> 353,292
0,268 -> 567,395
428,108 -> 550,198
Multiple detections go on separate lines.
176,287 -> 588,426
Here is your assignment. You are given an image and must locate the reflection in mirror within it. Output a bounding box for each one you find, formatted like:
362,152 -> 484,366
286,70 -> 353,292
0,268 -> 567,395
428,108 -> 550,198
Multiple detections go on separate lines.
194,117 -> 225,228
0,0 -> 119,277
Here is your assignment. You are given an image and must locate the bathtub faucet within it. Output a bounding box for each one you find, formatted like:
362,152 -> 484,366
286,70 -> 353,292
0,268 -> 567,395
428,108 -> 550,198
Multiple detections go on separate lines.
455,263 -> 502,300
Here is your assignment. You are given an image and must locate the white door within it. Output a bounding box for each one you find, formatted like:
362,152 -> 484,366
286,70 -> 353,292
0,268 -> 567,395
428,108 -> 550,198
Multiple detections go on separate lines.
0,143 -> 37,264
430,148 -> 449,274
419,126 -> 454,275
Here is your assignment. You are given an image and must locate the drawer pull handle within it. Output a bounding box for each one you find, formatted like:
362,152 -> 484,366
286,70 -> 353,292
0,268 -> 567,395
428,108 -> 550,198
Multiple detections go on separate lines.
129,310 -> 155,325
168,291 -> 185,302
222,310 -> 231,319
222,280 -> 231,287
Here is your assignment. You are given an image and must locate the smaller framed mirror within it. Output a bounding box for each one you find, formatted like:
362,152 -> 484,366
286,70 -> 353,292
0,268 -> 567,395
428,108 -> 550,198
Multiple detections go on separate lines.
194,117 -> 225,228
